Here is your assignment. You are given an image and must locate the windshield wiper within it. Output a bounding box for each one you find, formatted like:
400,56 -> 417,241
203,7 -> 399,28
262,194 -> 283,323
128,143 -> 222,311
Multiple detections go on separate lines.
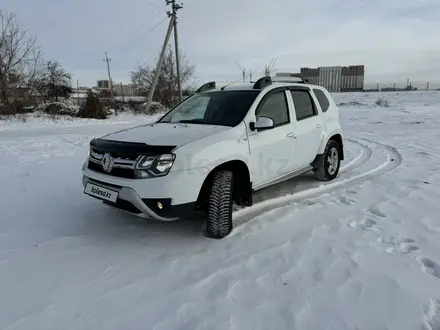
178,119 -> 207,124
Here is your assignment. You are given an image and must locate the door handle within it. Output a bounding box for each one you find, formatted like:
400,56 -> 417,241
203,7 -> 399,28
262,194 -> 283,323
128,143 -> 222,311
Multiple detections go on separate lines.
287,132 -> 296,139
316,124 -> 323,128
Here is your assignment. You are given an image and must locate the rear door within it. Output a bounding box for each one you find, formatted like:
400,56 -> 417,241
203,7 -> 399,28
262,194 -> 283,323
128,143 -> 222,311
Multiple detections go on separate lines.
288,88 -> 325,168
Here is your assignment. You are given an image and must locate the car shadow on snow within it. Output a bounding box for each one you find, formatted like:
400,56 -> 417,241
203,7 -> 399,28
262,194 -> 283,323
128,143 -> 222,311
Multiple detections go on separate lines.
80,172 -> 319,241
82,202 -> 207,240
251,172 -> 318,205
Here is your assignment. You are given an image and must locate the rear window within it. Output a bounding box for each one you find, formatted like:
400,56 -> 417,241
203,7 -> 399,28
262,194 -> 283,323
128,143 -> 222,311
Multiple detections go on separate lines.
290,90 -> 317,121
313,89 -> 330,112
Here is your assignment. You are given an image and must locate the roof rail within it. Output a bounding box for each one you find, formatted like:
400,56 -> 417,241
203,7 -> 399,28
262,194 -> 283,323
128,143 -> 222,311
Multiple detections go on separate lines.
272,75 -> 309,84
195,81 -> 216,93
297,75 -> 309,84
253,76 -> 272,89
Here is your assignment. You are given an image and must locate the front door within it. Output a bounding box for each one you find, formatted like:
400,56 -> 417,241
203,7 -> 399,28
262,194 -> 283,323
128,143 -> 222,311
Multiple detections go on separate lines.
246,89 -> 297,188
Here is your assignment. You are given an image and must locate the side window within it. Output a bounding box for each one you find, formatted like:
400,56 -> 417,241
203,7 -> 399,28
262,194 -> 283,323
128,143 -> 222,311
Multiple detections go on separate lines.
256,92 -> 289,126
290,90 -> 317,121
313,89 -> 330,112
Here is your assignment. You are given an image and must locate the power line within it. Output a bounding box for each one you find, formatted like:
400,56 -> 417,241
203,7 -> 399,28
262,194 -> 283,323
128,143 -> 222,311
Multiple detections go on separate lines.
142,0 -> 163,10
126,10 -> 162,40
114,15 -> 168,56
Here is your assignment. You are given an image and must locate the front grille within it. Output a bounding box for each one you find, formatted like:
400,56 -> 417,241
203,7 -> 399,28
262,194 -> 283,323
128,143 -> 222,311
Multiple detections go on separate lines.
87,138 -> 176,179
88,147 -> 139,179
88,160 -> 136,179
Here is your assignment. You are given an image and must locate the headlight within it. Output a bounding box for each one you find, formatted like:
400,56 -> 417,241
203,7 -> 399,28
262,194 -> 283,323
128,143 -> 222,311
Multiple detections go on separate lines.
135,153 -> 176,178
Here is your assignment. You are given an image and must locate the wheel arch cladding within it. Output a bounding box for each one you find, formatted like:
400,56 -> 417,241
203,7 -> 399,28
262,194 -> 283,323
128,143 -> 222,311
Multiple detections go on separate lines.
329,134 -> 344,160
197,160 -> 252,208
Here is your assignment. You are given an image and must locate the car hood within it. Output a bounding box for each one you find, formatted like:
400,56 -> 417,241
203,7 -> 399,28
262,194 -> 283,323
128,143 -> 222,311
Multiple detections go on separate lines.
100,122 -> 230,148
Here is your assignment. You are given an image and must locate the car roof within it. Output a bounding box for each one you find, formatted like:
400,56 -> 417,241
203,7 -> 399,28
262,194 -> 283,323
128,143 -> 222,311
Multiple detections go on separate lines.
202,82 -> 321,92
194,76 -> 328,94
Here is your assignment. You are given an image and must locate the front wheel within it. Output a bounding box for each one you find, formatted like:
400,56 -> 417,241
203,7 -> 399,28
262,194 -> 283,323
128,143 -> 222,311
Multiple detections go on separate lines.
206,171 -> 234,239
314,140 -> 341,181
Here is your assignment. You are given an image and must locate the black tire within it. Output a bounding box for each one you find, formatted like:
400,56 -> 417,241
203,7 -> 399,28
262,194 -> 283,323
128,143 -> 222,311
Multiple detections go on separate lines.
206,171 -> 234,239
314,140 -> 341,181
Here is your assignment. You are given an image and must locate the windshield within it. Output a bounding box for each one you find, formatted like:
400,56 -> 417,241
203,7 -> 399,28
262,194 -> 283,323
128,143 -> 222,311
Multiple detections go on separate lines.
158,90 -> 260,127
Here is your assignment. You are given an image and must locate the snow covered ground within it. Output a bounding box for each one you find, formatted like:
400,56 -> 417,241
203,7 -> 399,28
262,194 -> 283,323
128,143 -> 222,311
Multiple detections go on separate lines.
1,91 -> 440,329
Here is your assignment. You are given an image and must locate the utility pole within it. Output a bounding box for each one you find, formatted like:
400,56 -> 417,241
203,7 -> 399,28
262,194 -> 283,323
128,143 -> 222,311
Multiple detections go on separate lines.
121,83 -> 125,102
77,80 -> 79,103
103,52 -> 114,103
236,62 -> 246,82
145,12 -> 176,112
249,70 -> 255,83
169,0 -> 183,102
264,58 -> 277,76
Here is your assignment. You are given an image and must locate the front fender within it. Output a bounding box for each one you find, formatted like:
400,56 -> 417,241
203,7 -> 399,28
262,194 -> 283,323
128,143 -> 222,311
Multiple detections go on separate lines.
170,122 -> 250,172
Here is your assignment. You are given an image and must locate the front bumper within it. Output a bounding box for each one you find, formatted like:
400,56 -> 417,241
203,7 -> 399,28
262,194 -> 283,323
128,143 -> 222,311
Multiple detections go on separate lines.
82,176 -> 195,221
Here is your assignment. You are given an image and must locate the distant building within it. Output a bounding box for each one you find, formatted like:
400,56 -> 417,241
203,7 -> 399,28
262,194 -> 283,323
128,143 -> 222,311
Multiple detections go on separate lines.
97,80 -> 110,89
114,83 -> 137,97
280,65 -> 365,92
318,66 -> 342,92
340,65 -> 364,92
300,68 -> 320,86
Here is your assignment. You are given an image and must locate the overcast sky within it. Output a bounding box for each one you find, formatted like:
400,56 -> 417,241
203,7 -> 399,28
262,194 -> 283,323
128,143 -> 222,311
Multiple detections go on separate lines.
4,0 -> 440,89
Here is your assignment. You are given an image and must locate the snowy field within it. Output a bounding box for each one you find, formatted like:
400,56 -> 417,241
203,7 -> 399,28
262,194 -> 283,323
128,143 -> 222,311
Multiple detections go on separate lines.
1,91 -> 440,329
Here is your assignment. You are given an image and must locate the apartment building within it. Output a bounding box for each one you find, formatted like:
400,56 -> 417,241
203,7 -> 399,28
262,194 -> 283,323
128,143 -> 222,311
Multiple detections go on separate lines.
288,65 -> 365,92
340,65 -> 364,92
318,67 -> 342,93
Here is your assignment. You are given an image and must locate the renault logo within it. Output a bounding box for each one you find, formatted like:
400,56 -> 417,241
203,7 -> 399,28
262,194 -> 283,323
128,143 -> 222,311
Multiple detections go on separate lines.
101,153 -> 113,173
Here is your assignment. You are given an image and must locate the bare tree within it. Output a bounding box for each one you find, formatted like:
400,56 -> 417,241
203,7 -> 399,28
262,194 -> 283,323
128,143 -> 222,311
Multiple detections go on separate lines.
0,10 -> 45,114
37,60 -> 72,101
130,45 -> 195,108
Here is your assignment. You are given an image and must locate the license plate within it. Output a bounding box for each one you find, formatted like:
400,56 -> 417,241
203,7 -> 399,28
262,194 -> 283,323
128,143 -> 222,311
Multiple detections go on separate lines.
84,183 -> 118,203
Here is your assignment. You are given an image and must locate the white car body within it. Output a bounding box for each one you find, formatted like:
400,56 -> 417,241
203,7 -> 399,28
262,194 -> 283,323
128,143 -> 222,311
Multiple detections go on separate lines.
81,77 -> 344,233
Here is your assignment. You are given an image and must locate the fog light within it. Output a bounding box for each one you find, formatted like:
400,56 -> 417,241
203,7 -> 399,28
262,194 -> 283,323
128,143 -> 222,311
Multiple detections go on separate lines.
157,202 -> 163,210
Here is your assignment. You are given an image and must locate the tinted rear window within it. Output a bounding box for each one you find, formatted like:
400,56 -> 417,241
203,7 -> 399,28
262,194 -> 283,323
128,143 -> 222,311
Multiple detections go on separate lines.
313,89 -> 330,112
290,90 -> 316,120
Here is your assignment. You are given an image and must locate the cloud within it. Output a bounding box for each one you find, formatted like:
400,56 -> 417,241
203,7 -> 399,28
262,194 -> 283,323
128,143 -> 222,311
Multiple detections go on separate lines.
4,0 -> 440,88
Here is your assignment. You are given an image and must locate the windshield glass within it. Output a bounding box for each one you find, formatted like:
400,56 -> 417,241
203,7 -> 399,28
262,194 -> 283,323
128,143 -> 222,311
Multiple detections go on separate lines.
158,90 -> 260,127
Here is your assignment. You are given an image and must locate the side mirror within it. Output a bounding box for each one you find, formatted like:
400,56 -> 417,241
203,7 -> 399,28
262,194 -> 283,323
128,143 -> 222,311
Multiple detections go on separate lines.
251,116 -> 274,131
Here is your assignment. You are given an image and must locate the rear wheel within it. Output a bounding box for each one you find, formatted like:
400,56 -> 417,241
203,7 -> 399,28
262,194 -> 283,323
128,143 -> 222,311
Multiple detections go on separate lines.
314,140 -> 341,181
206,171 -> 234,239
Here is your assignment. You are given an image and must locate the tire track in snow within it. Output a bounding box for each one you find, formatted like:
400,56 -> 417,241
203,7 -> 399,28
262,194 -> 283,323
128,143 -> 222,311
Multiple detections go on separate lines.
339,138 -> 372,173
422,298 -> 440,330
232,138 -> 402,229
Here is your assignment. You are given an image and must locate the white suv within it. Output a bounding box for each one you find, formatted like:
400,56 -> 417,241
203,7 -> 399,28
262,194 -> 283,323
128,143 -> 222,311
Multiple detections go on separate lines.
81,76 -> 344,238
